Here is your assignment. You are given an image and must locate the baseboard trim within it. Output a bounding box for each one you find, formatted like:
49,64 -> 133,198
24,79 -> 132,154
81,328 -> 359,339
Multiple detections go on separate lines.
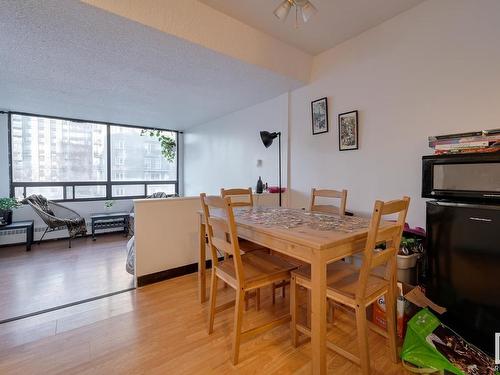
137,258 -> 219,287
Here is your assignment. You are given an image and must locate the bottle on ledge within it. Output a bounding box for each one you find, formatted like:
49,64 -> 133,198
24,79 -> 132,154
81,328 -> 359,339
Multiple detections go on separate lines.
256,176 -> 264,194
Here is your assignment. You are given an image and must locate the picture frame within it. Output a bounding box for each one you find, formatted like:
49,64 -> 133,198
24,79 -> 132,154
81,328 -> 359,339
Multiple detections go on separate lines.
338,110 -> 359,151
311,97 -> 328,135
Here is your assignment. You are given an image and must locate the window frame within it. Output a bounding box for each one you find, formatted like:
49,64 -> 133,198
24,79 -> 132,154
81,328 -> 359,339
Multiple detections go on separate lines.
8,111 -> 179,202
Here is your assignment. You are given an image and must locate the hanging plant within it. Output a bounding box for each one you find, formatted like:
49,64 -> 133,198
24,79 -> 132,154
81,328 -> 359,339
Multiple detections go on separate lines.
140,129 -> 176,162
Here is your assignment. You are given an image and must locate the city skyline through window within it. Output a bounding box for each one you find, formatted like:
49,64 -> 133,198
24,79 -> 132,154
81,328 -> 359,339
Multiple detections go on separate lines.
10,113 -> 178,201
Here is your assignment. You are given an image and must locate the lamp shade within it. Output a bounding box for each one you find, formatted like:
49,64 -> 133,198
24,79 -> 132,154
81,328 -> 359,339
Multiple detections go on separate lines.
260,131 -> 279,148
273,0 -> 292,21
300,1 -> 318,22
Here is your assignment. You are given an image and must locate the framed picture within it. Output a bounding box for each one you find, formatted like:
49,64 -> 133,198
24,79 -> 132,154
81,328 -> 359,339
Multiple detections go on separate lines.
311,97 -> 328,135
338,110 -> 359,151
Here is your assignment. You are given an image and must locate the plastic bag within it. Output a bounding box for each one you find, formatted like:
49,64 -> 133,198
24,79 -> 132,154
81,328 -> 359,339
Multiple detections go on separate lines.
401,308 -> 498,375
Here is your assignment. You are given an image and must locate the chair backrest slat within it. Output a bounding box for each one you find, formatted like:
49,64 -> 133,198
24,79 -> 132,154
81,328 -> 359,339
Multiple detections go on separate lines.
309,188 -> 347,215
355,196 -> 410,300
200,193 -> 245,284
220,188 -> 253,207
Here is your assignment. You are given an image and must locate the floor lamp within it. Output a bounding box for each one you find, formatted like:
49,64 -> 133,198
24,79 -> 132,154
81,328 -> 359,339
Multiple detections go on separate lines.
259,131 -> 282,207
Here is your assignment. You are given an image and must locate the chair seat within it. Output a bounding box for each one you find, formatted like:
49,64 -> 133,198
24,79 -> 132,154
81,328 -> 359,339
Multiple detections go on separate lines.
292,261 -> 388,306
217,251 -> 298,289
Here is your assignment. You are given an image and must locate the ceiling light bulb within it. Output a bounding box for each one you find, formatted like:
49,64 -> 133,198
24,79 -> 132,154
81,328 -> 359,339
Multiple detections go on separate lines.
273,0 -> 292,21
300,1 -> 318,23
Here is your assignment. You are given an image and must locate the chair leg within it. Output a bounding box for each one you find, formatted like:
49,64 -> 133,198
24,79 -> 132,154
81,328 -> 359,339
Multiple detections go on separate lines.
355,304 -> 370,375
386,285 -> 399,363
232,287 -> 245,365
306,289 -> 311,329
208,271 -> 218,334
38,227 -> 49,245
327,300 -> 335,324
272,283 -> 276,304
68,236 -> 72,249
281,285 -> 286,299
290,276 -> 299,347
256,288 -> 260,311
223,254 -> 229,288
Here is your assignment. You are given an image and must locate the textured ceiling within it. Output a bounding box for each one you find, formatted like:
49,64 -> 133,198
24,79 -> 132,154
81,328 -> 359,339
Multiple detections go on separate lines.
0,0 -> 302,130
200,0 -> 426,55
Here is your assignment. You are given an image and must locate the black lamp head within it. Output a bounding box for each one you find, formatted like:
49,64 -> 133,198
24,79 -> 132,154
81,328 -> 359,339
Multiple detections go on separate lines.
260,131 -> 279,148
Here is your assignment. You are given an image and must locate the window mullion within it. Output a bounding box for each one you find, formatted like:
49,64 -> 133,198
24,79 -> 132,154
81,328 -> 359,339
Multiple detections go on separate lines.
106,124 -> 112,200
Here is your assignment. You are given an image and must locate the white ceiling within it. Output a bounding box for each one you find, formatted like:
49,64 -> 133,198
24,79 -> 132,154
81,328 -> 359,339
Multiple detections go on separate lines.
200,0 -> 426,55
0,0 -> 302,130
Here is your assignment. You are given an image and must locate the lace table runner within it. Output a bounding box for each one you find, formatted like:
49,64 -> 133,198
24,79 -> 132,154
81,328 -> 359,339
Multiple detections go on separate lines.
235,207 -> 369,232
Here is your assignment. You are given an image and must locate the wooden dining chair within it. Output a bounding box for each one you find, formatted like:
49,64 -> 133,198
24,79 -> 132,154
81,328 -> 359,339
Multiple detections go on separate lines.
220,187 -> 253,207
220,188 -> 264,251
290,196 -> 410,375
222,186 -> 301,304
220,187 -> 267,309
309,188 -> 348,215
200,193 -> 297,365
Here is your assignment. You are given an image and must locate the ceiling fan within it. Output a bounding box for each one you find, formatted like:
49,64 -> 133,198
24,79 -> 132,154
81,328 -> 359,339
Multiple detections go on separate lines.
273,0 -> 318,27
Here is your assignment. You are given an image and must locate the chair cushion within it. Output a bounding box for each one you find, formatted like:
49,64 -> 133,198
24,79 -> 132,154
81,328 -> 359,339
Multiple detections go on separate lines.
217,251 -> 298,287
292,261 -> 388,302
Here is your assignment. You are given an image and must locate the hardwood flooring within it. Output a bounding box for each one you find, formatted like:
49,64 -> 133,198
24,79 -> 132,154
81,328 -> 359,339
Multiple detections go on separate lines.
0,272 -> 406,374
0,234 -> 134,322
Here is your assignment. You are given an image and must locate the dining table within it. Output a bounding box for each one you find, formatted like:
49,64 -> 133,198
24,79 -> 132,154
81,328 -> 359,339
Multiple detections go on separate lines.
197,206 -> 382,374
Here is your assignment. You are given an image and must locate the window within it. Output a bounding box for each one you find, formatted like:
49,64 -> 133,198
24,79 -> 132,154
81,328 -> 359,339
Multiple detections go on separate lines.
9,113 -> 178,201
110,126 -> 177,182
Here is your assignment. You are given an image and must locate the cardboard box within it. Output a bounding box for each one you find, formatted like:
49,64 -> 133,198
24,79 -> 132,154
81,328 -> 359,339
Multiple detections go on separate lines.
371,283 -> 446,339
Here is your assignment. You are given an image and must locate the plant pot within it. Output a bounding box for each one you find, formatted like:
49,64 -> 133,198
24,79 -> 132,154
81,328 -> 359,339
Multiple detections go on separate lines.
397,253 -> 419,269
397,253 -> 419,285
0,209 -> 13,226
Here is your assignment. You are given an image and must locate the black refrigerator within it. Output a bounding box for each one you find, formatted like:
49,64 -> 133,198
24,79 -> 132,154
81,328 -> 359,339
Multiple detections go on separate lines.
426,201 -> 500,355
422,152 -> 500,355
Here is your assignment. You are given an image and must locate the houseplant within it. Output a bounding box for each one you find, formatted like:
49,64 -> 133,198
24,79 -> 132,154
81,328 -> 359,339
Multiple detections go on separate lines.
104,200 -> 115,211
140,129 -> 176,162
0,197 -> 21,226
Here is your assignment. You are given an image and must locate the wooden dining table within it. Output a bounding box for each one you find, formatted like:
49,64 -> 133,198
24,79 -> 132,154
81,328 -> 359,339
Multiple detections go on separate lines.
197,207 -> 380,374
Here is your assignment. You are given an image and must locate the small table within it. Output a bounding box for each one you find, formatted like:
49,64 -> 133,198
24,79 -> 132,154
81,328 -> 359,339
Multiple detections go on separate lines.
0,220 -> 34,251
91,212 -> 130,240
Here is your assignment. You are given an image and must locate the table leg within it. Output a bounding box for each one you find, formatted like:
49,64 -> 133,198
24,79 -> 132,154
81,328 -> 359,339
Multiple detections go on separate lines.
92,219 -> 96,241
26,223 -> 34,251
124,216 -> 129,237
311,251 -> 327,375
198,219 -> 207,303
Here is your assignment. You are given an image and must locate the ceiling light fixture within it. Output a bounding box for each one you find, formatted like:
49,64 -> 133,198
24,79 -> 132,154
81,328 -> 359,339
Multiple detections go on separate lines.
273,0 -> 318,28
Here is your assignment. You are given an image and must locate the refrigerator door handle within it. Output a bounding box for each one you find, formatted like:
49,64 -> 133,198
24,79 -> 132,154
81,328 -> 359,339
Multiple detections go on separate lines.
469,217 -> 493,222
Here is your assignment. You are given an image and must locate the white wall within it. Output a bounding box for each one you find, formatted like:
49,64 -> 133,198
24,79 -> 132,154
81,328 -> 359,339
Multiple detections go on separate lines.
288,0 -> 500,226
134,197 -> 200,277
184,93 -> 289,199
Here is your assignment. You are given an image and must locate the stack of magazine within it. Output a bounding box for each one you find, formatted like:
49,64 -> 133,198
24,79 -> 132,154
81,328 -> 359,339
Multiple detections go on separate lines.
428,129 -> 500,155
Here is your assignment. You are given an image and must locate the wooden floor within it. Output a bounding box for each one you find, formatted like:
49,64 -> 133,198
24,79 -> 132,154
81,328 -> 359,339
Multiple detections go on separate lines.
0,272 -> 407,374
0,234 -> 134,322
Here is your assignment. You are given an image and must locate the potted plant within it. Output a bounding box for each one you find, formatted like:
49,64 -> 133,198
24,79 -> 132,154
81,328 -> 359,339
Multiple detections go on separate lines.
0,197 -> 21,226
140,129 -> 176,162
104,200 -> 115,211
